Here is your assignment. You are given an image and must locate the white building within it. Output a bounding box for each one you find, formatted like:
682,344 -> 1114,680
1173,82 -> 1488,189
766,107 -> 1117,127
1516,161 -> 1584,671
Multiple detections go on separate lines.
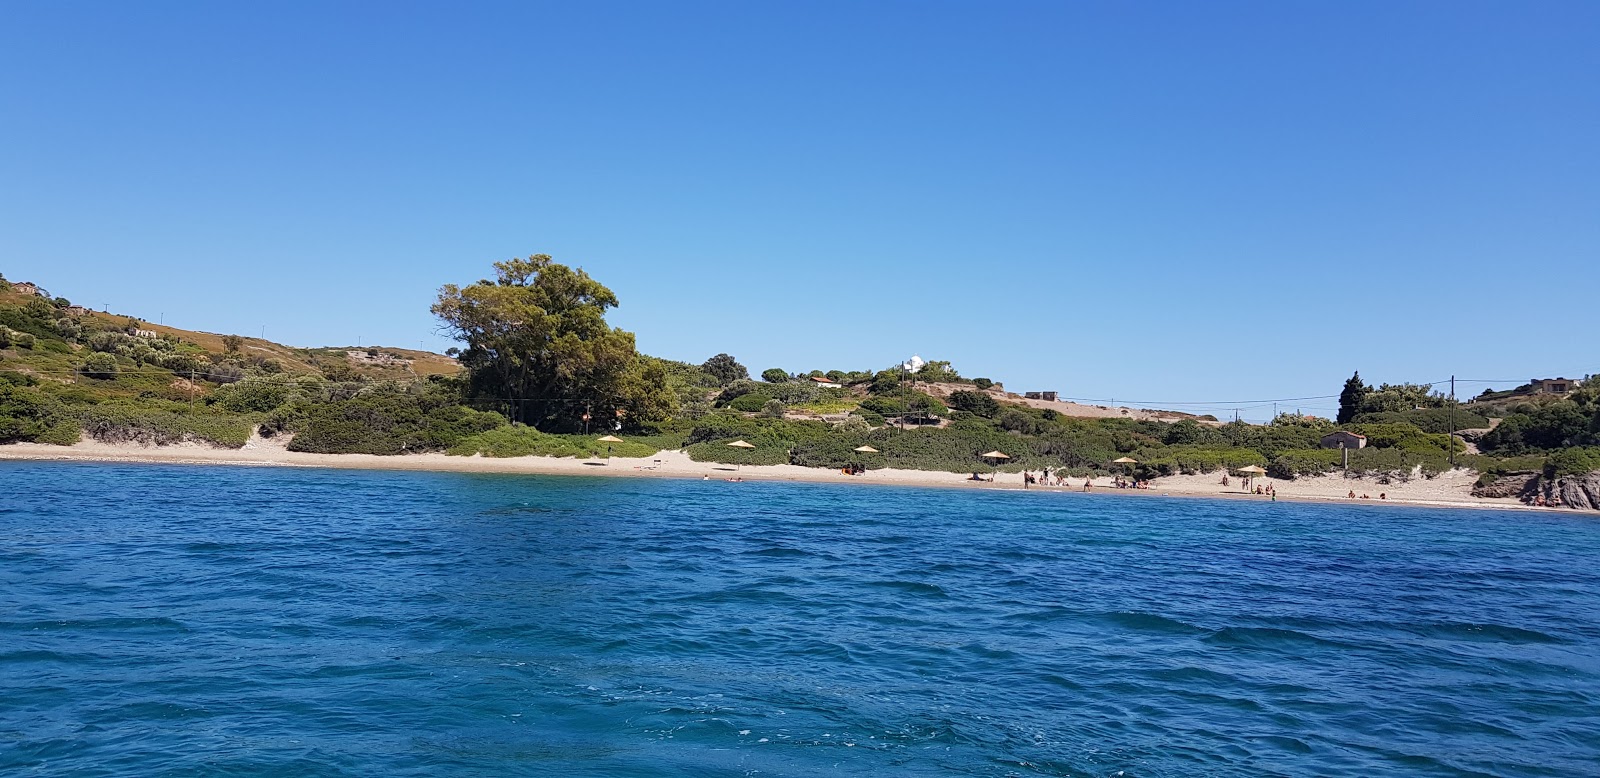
901,354 -> 926,373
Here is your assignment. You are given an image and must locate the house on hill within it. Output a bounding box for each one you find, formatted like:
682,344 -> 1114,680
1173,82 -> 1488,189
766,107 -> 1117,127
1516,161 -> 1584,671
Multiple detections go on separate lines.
809,375 -> 842,389
65,305 -> 87,317
1320,431 -> 1367,450
1530,378 -> 1577,395
12,282 -> 40,296
1024,391 -> 1059,402
133,329 -> 159,339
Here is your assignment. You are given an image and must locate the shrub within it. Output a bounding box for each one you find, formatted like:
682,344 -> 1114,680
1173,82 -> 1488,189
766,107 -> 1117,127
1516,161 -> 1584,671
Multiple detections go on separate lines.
761,368 -> 790,383
208,376 -> 314,413
729,393 -> 772,413
448,426 -> 661,458
948,389 -> 1000,417
761,399 -> 786,418
1352,408 -> 1490,434
790,435 -> 883,469
80,352 -> 119,379
1545,448 -> 1600,479
860,395 -> 907,417
286,390 -> 506,455
78,403 -> 256,448
203,363 -> 247,384
1267,449 -> 1341,479
0,383 -> 77,444
972,378 -> 993,390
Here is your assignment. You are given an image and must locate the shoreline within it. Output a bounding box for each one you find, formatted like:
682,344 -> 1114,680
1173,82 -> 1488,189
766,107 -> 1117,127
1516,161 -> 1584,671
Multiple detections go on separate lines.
2,438 -> 1585,515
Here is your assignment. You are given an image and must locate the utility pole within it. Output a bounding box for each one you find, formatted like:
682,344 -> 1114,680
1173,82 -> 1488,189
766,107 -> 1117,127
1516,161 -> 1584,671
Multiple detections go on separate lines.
1448,374 -> 1457,467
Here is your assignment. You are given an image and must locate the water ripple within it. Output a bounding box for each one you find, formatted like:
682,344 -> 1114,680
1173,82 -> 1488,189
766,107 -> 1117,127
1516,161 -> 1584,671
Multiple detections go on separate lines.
2,461 -> 1599,777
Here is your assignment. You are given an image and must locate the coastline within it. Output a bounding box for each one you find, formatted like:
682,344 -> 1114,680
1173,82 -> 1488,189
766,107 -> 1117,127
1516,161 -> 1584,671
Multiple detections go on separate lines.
1,436 -> 1579,515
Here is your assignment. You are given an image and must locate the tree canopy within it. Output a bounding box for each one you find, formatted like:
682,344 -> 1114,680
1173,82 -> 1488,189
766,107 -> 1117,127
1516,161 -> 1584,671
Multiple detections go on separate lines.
432,255 -> 671,430
701,353 -> 749,386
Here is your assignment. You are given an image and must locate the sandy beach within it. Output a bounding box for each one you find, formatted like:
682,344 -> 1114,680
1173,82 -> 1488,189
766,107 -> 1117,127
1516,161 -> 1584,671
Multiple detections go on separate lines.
1,434 -> 1575,514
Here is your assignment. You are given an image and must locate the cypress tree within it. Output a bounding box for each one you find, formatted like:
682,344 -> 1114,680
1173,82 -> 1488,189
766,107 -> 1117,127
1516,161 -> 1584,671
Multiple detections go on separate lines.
1337,371 -> 1368,424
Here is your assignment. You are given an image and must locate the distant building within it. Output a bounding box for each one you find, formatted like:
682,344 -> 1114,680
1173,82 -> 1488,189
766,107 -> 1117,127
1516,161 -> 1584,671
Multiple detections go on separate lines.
809,376 -> 842,389
1320,431 -> 1368,450
65,305 -> 87,317
1530,378 -> 1577,395
12,282 -> 40,296
901,354 -> 925,373
133,329 -> 159,339
1024,391 -> 1059,402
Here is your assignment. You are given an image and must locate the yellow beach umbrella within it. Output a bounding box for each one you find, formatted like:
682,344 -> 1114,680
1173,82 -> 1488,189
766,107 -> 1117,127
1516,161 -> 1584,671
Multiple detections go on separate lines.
1235,464 -> 1266,490
853,445 -> 879,453
726,439 -> 756,471
596,434 -> 622,462
979,450 -> 1011,460
1112,457 -> 1138,464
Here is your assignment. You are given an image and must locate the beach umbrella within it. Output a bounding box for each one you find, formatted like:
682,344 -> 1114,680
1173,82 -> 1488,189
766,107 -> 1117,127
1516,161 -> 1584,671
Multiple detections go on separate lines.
597,434 -> 622,462
846,445 -> 880,475
726,439 -> 756,471
979,450 -> 1010,477
1235,464 -> 1266,490
1112,456 -> 1138,479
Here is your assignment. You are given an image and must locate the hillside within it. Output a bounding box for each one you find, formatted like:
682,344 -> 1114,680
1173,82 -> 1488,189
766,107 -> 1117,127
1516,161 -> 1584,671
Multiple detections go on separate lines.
0,282 -> 458,387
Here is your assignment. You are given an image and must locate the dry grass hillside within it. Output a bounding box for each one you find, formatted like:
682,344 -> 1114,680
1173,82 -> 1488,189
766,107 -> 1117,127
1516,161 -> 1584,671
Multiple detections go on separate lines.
0,284 -> 459,381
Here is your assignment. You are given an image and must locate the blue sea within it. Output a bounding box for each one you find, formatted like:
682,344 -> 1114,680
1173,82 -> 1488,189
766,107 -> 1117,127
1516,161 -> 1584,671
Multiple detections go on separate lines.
2,462 -> 1598,776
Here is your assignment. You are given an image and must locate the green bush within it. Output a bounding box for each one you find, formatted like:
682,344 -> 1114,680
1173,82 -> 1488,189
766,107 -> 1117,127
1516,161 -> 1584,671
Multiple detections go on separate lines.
80,352 -> 119,379
448,426 -> 662,458
1545,447 -> 1600,479
1267,449 -> 1342,479
1352,408 -> 1490,433
948,390 -> 1000,417
1138,447 -> 1266,476
761,368 -> 790,383
0,383 -> 78,444
78,402 -> 256,448
286,389 -> 506,455
729,393 -> 772,413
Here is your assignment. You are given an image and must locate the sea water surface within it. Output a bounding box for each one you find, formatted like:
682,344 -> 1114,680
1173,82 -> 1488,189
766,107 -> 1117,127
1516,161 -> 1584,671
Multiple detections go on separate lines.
2,462 -> 1598,776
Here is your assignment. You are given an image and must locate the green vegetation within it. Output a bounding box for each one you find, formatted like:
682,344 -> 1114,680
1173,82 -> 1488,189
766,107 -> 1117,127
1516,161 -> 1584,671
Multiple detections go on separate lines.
1351,408 -> 1490,433
6,265 -> 1599,493
701,353 -> 748,386
432,255 -> 672,431
448,426 -> 663,459
1478,385 -> 1600,454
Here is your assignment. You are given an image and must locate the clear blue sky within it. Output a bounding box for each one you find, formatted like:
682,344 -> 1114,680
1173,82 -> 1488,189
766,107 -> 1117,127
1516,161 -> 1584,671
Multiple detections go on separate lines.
3,2 -> 1596,419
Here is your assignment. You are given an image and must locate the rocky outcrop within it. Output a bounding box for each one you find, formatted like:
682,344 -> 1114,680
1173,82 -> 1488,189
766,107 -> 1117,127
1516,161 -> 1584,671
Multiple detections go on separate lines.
1472,473 -> 1539,499
1547,472 -> 1600,511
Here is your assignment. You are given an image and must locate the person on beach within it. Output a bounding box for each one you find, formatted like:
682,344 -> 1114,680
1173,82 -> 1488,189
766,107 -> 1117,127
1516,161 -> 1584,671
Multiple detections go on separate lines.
1348,490 -> 1357,498
1083,479 -> 1092,492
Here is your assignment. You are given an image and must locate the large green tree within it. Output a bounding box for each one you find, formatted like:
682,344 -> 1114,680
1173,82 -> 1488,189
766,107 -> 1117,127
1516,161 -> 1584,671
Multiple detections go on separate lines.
701,353 -> 748,386
433,255 -> 670,430
1337,371 -> 1367,424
